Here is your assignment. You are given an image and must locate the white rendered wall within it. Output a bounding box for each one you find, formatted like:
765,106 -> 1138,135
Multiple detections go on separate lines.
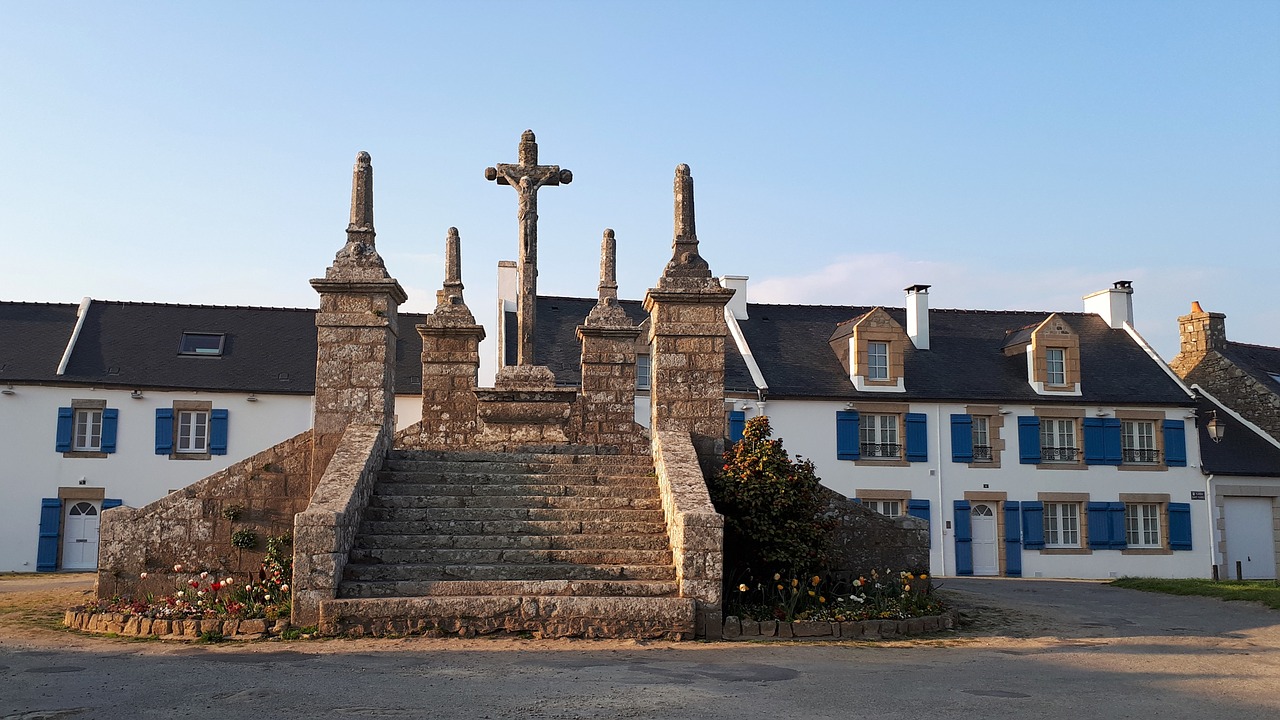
0,385 -> 315,572
756,399 -> 1212,579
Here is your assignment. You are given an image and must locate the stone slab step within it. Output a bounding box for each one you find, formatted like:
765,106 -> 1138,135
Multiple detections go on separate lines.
357,519 -> 668,536
381,460 -> 655,477
391,449 -> 654,467
348,547 -> 672,566
335,578 -> 680,599
372,483 -> 659,500
360,507 -> 666,523
368,494 -> 661,511
342,562 -> 677,583
378,471 -> 657,487
354,533 -> 671,551
318,594 -> 695,639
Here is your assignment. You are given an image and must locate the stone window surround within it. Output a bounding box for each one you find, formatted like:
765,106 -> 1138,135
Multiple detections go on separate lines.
1038,492 -> 1091,555
1115,409 -> 1168,472
964,491 -> 1009,575
852,326 -> 906,389
1119,492 -> 1173,555
965,404 -> 1005,468
170,400 -> 213,461
1034,406 -> 1085,470
849,401 -> 910,467
63,399 -> 108,459
1027,315 -> 1081,394
855,489 -> 911,518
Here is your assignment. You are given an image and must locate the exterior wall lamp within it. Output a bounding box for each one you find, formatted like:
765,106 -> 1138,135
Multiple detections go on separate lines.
1206,410 -> 1225,444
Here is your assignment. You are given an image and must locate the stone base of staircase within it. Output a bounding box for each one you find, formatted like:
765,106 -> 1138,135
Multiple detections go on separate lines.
318,594 -> 695,639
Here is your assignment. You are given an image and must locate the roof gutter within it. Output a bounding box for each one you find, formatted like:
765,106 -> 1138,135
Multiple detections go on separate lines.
723,307 -> 768,397
56,297 -> 92,376
1122,321 -> 1195,399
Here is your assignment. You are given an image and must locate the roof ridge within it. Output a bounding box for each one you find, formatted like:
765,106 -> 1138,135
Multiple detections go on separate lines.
1225,340 -> 1280,354
87,299 -> 318,313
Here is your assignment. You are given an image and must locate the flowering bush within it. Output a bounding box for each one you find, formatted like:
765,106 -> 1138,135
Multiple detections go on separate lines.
729,568 -> 945,622
84,533 -> 293,621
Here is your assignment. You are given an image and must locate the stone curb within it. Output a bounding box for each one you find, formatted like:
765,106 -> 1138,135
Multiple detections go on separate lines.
720,611 -> 957,641
64,609 -> 292,641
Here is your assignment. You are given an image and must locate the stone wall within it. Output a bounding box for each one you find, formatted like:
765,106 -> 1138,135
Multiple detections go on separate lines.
652,429 -> 725,633
1174,351 -> 1280,441
820,487 -> 931,577
292,422 -> 390,627
96,430 -> 314,600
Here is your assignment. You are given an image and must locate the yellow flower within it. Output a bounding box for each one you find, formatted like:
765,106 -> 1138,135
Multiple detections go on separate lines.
738,583 -> 749,592
808,590 -> 815,597
773,573 -> 781,581
811,575 -> 821,586
920,574 -> 928,580
777,584 -> 784,590
904,584 -> 911,592
819,596 -> 826,603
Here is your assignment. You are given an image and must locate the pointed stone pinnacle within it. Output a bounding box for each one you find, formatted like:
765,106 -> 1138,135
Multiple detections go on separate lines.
348,151 -> 374,234
444,227 -> 464,292
663,163 -> 710,279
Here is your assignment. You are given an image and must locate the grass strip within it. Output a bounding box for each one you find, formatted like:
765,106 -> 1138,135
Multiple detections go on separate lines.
1110,577 -> 1280,610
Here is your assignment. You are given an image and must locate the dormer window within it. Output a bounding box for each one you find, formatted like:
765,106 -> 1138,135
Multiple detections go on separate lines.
867,342 -> 889,380
1046,348 -> 1066,386
179,332 -> 225,357
1005,314 -> 1081,396
828,307 -> 907,393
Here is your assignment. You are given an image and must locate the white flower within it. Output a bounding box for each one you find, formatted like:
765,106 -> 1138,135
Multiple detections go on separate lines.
173,564 -> 183,572
176,591 -> 184,598
245,584 -> 253,592
199,571 -> 209,579
264,594 -> 271,601
139,572 -> 148,579
197,590 -> 206,597
224,577 -> 234,585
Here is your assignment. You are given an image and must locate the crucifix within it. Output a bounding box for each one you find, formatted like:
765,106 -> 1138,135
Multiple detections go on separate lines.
485,130 -> 573,366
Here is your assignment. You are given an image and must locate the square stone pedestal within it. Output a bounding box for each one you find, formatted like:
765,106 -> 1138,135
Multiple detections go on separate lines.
474,365 -> 577,447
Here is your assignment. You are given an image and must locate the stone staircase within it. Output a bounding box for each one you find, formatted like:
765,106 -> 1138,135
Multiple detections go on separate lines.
317,448 -> 695,639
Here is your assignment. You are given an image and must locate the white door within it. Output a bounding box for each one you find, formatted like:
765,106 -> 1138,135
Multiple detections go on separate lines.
971,504 -> 999,576
1224,497 -> 1277,580
61,501 -> 101,570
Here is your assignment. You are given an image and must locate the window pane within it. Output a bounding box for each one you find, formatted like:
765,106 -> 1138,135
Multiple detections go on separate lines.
178,333 -> 225,356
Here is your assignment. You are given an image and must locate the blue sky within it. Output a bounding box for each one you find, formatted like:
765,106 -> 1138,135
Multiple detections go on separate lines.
2,1 -> 1276,377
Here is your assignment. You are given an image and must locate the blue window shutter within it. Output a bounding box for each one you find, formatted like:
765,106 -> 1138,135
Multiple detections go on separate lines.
1021,501 -> 1045,550
1087,501 -> 1111,549
1164,420 -> 1187,467
727,409 -> 747,443
954,500 -> 973,575
37,499 -> 61,572
1018,416 -> 1041,464
155,408 -> 173,455
1004,501 -> 1022,577
1083,417 -> 1105,465
1168,503 -> 1193,550
850,498 -> 863,505
1108,502 -> 1128,549
950,414 -> 973,463
102,498 -> 122,511
836,410 -> 860,461
55,407 -> 74,452
101,408 -> 119,454
1102,418 -> 1122,465
905,412 -> 928,462
210,409 -> 229,456
907,499 -> 931,548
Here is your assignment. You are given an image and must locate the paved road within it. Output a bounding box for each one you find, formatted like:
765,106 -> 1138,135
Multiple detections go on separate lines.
2,577 -> 1277,719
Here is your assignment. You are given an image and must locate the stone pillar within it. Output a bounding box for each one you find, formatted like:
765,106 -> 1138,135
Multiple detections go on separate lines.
418,228 -> 485,446
576,229 -> 643,451
644,165 -> 734,460
1177,301 -> 1228,356
309,151 -> 407,487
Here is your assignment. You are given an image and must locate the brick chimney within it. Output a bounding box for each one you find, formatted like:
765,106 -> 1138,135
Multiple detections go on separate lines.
1178,301 -> 1228,355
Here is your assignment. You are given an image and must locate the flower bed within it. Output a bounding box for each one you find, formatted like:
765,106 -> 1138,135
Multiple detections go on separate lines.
727,569 -> 945,625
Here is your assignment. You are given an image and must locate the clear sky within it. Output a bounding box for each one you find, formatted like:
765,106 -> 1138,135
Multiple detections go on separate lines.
2,1 -> 1276,382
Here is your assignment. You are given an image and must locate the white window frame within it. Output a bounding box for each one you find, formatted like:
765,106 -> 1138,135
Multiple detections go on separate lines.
635,354 -> 651,391
1046,347 -> 1066,386
176,410 -> 209,454
971,415 -> 992,462
860,414 -> 899,458
1121,420 -> 1158,464
1125,503 -> 1162,547
865,499 -> 902,517
1043,502 -> 1081,548
1040,418 -> 1077,462
867,341 -> 889,381
73,408 -> 103,452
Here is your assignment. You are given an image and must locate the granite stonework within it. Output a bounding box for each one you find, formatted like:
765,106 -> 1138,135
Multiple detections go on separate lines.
1171,303 -> 1280,441
822,488 -> 931,577
721,612 -> 956,641
65,610 -> 290,641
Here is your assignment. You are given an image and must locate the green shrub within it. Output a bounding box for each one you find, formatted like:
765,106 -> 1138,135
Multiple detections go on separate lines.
231,529 -> 258,550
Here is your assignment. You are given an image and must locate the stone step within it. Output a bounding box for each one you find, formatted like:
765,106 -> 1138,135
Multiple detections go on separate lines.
391,449 -> 654,467
377,471 -> 658,488
341,562 -> 677,583
360,507 -> 666,524
372,482 -> 659,499
381,460 -> 655,477
353,532 -> 671,551
368,494 -> 662,511
317,594 -> 695,639
348,547 -> 673,566
357,519 -> 668,536
335,578 -> 680,599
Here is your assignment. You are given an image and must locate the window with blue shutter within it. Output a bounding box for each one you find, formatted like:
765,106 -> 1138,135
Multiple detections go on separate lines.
1163,420 -> 1187,467
1004,501 -> 1022,576
1021,501 -> 1045,549
101,409 -> 119,454
728,411 -> 745,444
954,500 -> 973,575
836,410 -> 860,460
907,499 -> 931,547
37,499 -> 61,572
904,413 -> 928,462
1083,418 -> 1105,465
1102,418 -> 1122,465
155,408 -> 174,455
1087,501 -> 1112,549
55,408 -> 74,452
1168,503 -> 1193,550
1018,416 -> 1041,464
950,414 -> 973,463
209,409 -> 229,455
1107,502 -> 1127,549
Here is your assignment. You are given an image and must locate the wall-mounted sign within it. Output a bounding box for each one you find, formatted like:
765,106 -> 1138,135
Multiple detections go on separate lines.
1191,491 -> 1206,500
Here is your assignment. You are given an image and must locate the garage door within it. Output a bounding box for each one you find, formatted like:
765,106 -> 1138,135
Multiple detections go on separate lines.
1224,497 -> 1277,580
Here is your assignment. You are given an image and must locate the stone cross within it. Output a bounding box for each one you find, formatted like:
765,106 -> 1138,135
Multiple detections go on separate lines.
485,130 -> 573,366
663,164 -> 711,279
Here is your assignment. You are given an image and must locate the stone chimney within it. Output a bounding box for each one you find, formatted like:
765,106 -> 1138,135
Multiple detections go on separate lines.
1083,280 -> 1135,330
1178,301 -> 1228,355
721,276 -> 749,320
905,284 -> 930,350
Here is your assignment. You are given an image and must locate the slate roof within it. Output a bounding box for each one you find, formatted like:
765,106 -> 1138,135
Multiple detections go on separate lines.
734,303 -> 1191,404
0,301 -> 427,395
1218,341 -> 1280,398
1196,393 -> 1280,477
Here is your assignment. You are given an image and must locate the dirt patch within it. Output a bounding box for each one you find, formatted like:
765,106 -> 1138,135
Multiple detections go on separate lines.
0,573 -> 96,644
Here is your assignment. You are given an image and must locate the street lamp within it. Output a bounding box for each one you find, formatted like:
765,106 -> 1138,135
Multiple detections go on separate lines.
1206,410 -> 1225,444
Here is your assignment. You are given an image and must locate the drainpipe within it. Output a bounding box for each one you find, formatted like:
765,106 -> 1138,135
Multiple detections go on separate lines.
1204,473 -> 1217,577
934,404 -> 947,577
